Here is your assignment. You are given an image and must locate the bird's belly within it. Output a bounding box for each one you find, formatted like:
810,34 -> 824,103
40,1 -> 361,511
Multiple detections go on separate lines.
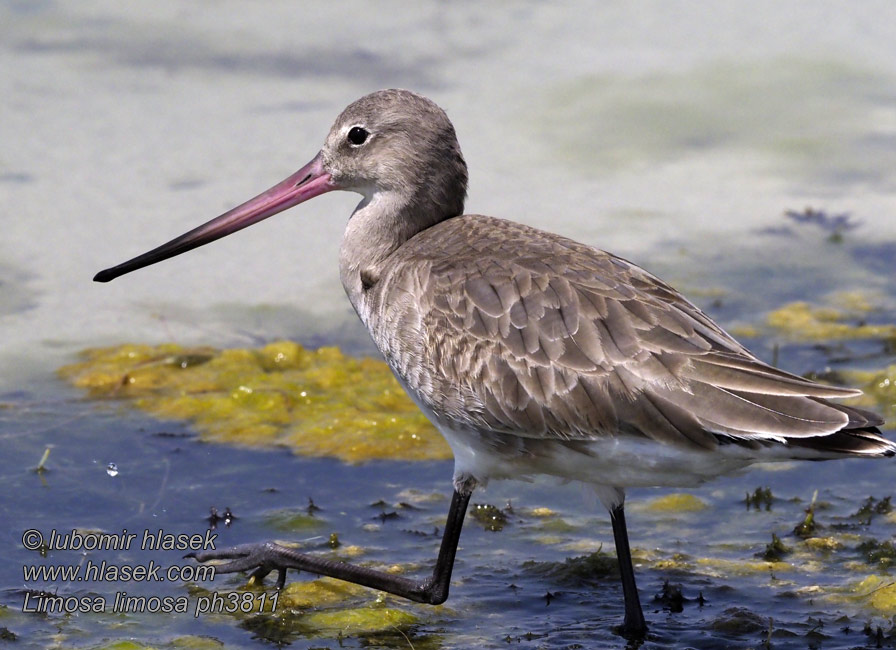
435,422 -> 757,490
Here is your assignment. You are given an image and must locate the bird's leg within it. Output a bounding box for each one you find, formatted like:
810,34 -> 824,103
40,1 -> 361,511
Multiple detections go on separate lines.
609,503 -> 647,636
187,489 -> 471,605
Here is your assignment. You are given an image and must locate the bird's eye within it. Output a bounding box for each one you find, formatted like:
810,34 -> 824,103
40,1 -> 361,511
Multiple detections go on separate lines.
347,126 -> 369,146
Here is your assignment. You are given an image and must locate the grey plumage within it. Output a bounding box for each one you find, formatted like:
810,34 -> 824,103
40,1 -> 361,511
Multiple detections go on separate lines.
363,214 -> 888,458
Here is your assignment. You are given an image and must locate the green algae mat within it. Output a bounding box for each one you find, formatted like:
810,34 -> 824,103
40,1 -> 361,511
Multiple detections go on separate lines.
58,341 -> 451,463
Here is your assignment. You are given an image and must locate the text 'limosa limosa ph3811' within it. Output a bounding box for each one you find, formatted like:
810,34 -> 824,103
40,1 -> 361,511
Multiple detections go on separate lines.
95,89 -> 894,636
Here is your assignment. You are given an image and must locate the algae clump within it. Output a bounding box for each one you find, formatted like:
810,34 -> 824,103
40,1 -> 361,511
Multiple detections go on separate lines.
766,300 -> 896,341
761,533 -> 791,562
59,341 -> 451,463
303,606 -> 419,635
842,365 -> 896,421
762,296 -> 896,419
279,576 -> 371,609
849,575 -> 896,615
469,503 -> 508,532
185,577 -> 422,641
171,637 -> 225,649
644,493 -> 708,513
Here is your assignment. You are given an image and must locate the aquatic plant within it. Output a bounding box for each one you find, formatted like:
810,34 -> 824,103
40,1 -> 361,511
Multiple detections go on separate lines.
58,341 -> 451,463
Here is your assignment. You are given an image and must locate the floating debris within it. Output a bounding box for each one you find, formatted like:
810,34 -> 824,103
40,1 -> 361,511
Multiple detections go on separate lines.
761,533 -> 791,562
857,539 -> 896,569
794,490 -> 818,539
784,207 -> 861,243
469,503 -> 509,532
851,496 -> 893,525
34,447 -> 51,474
207,507 -> 235,529
655,580 -> 685,613
745,487 -> 774,511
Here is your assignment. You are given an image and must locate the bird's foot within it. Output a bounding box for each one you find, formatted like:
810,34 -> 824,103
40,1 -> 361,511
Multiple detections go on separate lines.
187,541 -> 302,590
184,491 -> 472,605
186,538 -> 447,604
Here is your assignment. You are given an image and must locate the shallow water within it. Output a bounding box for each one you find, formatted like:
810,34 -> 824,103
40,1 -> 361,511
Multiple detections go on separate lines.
5,344 -> 896,649
3,1 -> 896,648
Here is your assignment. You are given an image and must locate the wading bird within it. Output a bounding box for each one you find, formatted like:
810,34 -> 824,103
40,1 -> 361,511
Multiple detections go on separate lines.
95,89 -> 893,636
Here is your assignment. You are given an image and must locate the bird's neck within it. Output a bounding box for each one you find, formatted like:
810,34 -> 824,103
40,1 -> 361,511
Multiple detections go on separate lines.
339,190 -> 438,318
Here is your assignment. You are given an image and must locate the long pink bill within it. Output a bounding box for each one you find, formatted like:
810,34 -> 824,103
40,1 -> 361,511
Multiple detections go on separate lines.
94,153 -> 335,283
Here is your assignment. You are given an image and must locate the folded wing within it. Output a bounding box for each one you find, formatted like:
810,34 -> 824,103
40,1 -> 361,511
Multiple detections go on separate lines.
377,216 -> 892,457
